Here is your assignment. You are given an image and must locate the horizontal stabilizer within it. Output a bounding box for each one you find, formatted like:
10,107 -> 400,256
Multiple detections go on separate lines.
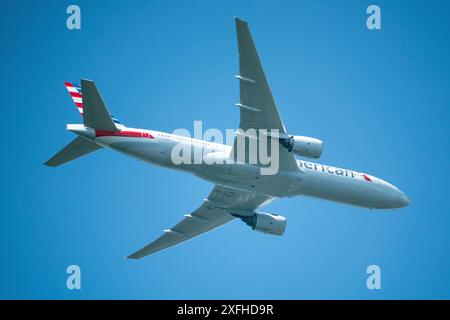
44,136 -> 101,167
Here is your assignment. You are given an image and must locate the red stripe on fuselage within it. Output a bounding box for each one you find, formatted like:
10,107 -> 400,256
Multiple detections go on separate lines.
95,130 -> 155,139
363,174 -> 372,182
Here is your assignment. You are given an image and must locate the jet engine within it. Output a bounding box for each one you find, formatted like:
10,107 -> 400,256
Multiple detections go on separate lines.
279,135 -> 323,159
240,212 -> 287,235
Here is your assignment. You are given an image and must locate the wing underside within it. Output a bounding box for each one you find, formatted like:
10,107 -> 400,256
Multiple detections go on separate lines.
232,18 -> 298,171
127,201 -> 234,259
127,185 -> 273,259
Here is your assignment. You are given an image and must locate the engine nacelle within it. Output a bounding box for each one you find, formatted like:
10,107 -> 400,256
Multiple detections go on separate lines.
280,135 -> 323,159
241,212 -> 287,236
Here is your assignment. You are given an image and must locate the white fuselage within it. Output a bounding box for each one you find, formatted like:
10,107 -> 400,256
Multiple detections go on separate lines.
71,124 -> 409,209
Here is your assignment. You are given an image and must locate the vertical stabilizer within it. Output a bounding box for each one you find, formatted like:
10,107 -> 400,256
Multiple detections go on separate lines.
80,79 -> 118,131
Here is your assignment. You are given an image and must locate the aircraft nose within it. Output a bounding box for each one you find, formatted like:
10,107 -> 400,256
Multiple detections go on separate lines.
396,191 -> 410,208
381,180 -> 410,209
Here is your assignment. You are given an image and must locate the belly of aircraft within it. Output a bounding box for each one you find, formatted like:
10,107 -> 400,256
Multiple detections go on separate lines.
96,138 -> 391,208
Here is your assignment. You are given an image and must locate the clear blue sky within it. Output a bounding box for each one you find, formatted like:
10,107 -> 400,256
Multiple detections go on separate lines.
1,0 -> 449,299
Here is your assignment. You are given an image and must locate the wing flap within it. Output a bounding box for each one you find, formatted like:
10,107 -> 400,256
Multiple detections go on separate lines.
208,185 -> 274,210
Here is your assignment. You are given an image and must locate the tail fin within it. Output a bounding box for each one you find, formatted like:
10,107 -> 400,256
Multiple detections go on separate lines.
46,79 -> 122,167
44,136 -> 101,167
64,80 -> 123,127
80,79 -> 118,131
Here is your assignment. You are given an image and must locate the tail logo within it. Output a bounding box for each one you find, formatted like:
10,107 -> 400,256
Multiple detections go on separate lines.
64,82 -> 83,115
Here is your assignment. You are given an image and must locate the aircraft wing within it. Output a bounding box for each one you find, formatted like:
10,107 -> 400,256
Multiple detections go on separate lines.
127,185 -> 273,259
232,17 -> 298,171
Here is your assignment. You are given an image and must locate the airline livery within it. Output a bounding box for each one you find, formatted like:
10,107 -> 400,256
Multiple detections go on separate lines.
46,18 -> 409,259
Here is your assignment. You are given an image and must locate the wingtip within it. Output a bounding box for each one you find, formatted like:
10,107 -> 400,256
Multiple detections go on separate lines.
44,160 -> 55,167
126,253 -> 140,260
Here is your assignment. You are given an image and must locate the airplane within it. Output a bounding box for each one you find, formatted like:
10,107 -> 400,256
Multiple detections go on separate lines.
45,17 -> 409,259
